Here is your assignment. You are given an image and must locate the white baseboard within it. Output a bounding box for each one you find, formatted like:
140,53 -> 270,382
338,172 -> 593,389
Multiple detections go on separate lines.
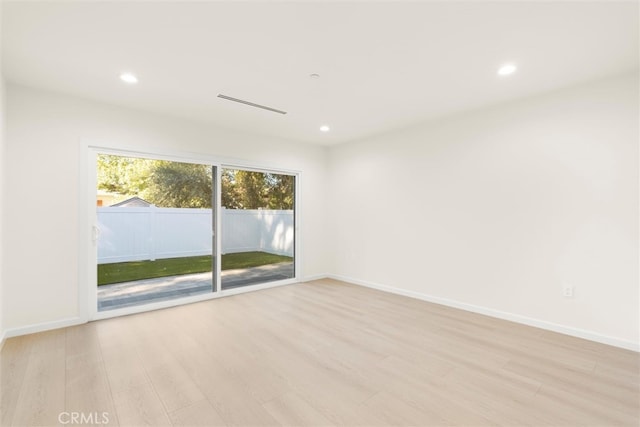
302,273 -> 331,282
326,274 -> 639,352
3,317 -> 85,340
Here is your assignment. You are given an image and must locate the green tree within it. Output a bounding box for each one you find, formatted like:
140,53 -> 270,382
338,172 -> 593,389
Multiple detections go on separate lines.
143,162 -> 213,208
221,170 -> 294,210
97,154 -> 152,196
221,169 -> 242,209
97,154 -> 294,210
97,155 -> 212,208
235,170 -> 267,209
265,173 -> 294,210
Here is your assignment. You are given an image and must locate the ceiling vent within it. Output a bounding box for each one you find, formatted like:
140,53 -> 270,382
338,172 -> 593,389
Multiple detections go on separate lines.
217,94 -> 287,115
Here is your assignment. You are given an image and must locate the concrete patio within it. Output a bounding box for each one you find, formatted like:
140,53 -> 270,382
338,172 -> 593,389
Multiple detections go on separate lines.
98,262 -> 294,311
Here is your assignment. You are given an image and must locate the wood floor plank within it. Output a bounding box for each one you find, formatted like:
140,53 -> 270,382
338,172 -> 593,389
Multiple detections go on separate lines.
532,383 -> 638,426
97,319 -> 152,395
196,368 -> 280,426
504,354 -> 639,412
262,392 -> 335,426
361,391 -> 450,426
371,354 -> 495,425
10,329 -> 66,426
65,323 -> 118,426
168,399 -> 227,426
112,382 -> 171,426
1,278 -> 638,426
65,350 -> 118,426
0,334 -> 34,426
145,361 -> 207,414
383,375 -> 495,426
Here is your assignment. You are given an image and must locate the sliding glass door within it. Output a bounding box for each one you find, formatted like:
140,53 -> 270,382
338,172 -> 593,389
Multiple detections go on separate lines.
220,168 -> 295,290
93,151 -> 296,314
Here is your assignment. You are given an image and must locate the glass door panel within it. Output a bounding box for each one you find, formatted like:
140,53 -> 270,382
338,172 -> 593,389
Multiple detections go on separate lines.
96,154 -> 215,311
220,168 -> 295,290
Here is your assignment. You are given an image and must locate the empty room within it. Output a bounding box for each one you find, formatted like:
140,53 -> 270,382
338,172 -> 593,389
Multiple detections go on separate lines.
0,1 -> 638,426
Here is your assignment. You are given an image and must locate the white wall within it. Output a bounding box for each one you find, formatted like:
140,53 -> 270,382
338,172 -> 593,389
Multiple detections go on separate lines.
328,72 -> 639,349
3,84 -> 328,331
0,2 -> 5,345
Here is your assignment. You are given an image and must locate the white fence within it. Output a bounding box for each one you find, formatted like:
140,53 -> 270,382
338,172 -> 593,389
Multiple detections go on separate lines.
97,207 -> 294,264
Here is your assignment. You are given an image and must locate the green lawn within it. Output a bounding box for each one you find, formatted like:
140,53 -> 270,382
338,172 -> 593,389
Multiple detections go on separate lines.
98,251 -> 293,286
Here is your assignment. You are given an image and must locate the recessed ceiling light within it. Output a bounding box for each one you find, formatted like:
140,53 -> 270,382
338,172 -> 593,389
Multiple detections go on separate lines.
310,73 -> 320,79
497,64 -> 517,76
120,72 -> 138,84
320,125 -> 330,132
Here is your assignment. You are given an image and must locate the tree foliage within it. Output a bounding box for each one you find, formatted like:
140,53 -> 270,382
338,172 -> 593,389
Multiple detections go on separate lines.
146,161 -> 213,208
97,154 -> 294,210
97,154 -> 152,196
222,170 -> 294,210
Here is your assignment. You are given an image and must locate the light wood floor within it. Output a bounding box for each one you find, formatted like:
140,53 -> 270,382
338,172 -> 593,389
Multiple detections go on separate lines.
1,279 -> 639,426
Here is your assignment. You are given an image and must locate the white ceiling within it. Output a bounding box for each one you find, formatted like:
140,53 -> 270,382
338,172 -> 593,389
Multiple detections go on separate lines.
2,1 -> 638,145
